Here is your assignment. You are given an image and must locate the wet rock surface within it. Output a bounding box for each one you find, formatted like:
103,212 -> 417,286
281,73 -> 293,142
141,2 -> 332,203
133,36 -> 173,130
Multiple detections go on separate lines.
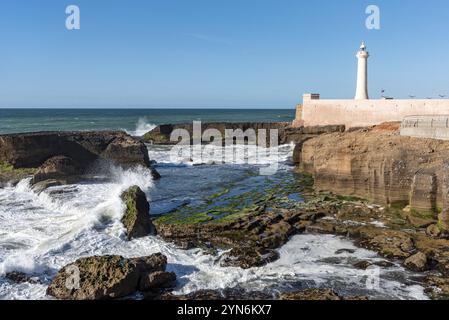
154,187 -> 449,299
5,272 -> 41,285
0,131 -> 160,188
120,186 -> 155,240
154,207 -> 323,269
46,253 -> 174,300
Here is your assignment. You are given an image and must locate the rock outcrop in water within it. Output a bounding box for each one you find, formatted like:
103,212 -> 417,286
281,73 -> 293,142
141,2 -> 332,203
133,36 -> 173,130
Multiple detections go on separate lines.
0,131 -> 160,187
47,253 -> 175,300
295,123 -> 449,220
143,123 -> 345,146
120,186 -> 155,240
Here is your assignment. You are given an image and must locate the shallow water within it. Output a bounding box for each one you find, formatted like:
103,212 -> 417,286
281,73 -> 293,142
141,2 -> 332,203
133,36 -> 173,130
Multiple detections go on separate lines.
0,144 -> 429,300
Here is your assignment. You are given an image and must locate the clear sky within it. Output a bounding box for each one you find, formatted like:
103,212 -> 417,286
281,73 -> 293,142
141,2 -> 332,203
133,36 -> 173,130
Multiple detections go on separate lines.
0,0 -> 448,108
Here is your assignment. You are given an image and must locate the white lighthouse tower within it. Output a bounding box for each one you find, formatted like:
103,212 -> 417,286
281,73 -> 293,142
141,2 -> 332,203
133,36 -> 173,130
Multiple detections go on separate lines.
355,42 -> 369,100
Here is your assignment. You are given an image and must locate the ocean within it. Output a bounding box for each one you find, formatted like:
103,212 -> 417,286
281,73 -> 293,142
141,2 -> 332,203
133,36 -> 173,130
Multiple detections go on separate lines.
0,109 -> 295,135
0,109 -> 428,300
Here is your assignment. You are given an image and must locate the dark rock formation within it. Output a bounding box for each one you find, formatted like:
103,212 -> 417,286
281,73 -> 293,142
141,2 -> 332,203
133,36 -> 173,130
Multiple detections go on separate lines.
143,123 -> 345,146
5,272 -> 41,284
120,186 -> 155,240
31,156 -> 81,192
46,253 -> 174,300
0,131 -> 160,187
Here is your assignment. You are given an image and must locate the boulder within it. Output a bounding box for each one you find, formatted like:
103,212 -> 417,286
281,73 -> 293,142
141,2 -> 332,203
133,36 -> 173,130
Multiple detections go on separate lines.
426,224 -> 442,238
138,271 -> 176,291
404,252 -> 429,272
31,156 -> 80,191
279,289 -> 361,300
121,186 -> 155,240
46,253 -> 173,300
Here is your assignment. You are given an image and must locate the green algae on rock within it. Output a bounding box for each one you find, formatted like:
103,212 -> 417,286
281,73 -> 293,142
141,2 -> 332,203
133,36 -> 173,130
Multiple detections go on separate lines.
121,186 -> 155,240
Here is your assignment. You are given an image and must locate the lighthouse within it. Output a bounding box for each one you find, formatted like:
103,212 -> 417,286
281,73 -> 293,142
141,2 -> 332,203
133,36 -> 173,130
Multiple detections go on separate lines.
355,42 -> 369,100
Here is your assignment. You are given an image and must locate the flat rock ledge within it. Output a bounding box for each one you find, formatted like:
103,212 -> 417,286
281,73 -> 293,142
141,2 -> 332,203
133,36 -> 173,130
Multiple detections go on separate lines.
46,253 -> 176,300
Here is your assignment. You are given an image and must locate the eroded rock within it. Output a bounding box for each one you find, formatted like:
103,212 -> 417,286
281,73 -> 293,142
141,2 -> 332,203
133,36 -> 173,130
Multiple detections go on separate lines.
404,252 -> 429,272
46,253 -> 173,300
120,186 -> 155,240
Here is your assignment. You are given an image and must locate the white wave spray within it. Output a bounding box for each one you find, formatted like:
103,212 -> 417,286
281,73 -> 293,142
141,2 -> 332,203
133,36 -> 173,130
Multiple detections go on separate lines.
126,118 -> 157,137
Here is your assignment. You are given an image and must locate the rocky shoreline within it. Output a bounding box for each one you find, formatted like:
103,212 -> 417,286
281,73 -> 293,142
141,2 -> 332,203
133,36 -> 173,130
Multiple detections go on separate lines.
3,124 -> 449,300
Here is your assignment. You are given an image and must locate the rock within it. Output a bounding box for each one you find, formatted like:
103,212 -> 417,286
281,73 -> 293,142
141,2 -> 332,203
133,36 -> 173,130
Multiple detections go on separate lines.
426,224 -> 442,238
335,248 -> 356,255
30,156 -> 82,191
220,247 -> 280,269
279,289 -> 341,300
355,227 -> 415,259
154,207 -> 312,269
0,131 -> 160,186
0,161 -> 37,186
297,127 -> 449,217
425,276 -> 449,299
438,209 -> 449,232
139,271 -> 176,291
5,272 -> 40,284
353,260 -> 372,270
120,186 -> 155,240
46,253 -> 172,300
353,260 -> 395,270
32,156 -> 78,183
409,173 -> 438,216
406,214 -> 435,229
142,123 -> 345,147
404,252 -> 429,272
280,289 -> 367,301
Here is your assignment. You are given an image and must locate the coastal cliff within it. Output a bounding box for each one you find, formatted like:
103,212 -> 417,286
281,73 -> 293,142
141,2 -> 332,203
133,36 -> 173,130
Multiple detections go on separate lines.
295,123 -> 449,218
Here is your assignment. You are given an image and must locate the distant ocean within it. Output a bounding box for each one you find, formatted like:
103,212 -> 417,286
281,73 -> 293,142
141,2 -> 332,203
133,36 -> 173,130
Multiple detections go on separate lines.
0,109 -> 295,135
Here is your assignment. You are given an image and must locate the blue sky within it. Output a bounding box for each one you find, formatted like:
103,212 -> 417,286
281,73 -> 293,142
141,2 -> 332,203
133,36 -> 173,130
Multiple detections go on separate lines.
0,0 -> 448,108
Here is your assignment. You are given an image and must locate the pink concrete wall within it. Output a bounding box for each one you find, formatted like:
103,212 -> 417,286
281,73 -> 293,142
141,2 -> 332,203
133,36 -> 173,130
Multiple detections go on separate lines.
298,99 -> 449,128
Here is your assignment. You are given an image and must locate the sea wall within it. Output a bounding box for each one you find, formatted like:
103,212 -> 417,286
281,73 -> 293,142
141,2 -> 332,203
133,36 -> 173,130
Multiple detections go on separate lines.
295,123 -> 449,217
295,97 -> 449,129
401,115 -> 449,140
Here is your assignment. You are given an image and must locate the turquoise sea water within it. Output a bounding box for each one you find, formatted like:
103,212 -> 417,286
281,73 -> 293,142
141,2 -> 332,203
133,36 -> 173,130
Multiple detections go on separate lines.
0,109 -> 295,135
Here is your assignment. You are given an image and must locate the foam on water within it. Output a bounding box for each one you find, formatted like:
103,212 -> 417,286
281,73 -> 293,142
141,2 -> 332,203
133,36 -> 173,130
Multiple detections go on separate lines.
0,145 -> 429,300
125,118 -> 157,137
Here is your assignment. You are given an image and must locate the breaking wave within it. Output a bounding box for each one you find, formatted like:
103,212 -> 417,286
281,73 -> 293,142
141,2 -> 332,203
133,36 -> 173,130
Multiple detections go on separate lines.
126,118 -> 157,137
